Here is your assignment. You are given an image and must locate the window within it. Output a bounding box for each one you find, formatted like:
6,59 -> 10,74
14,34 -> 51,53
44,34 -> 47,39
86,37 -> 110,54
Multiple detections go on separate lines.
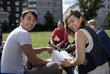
15,13 -> 19,17
32,0 -> 36,1
103,5 -> 105,8
0,1 -> 3,4
23,2 -> 27,6
54,3 -> 56,5
23,8 -> 27,11
29,0 -> 36,2
108,5 -> 110,9
7,6 -> 11,11
16,7 -> 19,12
15,1 -> 19,6
0,7 -> 3,11
16,19 -> 19,23
7,1 -> 10,4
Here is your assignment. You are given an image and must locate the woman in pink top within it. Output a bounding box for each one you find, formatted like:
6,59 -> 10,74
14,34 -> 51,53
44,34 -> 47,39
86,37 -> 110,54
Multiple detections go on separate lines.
50,20 -> 69,49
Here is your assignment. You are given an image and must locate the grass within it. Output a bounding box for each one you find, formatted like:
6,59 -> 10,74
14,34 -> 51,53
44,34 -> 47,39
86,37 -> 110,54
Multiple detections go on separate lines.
2,30 -> 110,74
3,31 -> 74,59
3,30 -> 110,59
105,30 -> 110,36
3,32 -> 52,47
3,32 -> 52,60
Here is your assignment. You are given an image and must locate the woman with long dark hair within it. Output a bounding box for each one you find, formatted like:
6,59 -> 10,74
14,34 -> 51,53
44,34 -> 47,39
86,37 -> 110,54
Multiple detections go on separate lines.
62,10 -> 109,74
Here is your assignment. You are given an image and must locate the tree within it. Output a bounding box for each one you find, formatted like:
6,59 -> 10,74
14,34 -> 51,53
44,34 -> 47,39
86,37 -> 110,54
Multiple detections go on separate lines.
44,11 -> 54,31
78,0 -> 103,20
105,12 -> 110,26
2,21 -> 10,32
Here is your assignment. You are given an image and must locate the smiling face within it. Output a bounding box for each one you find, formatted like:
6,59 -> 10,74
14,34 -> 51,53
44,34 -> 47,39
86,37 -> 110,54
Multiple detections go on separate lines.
58,21 -> 64,30
67,15 -> 82,32
20,12 -> 37,31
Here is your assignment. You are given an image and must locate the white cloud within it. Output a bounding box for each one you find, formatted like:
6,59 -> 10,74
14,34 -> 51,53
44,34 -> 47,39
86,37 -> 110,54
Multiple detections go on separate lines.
63,0 -> 77,13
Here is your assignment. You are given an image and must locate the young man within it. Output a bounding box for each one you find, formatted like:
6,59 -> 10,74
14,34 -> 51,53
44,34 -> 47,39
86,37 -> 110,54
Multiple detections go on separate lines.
1,10 -> 60,74
50,20 -> 69,49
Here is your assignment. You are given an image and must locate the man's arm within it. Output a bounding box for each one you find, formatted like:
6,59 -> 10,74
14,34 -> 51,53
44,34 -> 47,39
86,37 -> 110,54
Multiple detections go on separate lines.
33,47 -> 52,54
22,44 -> 48,67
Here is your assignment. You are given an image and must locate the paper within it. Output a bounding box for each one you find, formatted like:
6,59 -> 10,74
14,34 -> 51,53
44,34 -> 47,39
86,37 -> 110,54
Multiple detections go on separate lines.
51,50 -> 72,65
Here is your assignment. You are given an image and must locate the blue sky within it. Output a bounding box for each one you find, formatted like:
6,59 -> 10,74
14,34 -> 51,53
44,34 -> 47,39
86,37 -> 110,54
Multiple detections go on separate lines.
63,0 -> 78,13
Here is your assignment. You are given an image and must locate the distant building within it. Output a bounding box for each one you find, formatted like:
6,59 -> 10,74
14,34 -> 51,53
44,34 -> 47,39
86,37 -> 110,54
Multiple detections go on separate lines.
63,3 -> 80,20
63,0 -> 110,25
0,0 -> 24,26
0,0 -> 62,26
0,11 -> 9,23
25,0 -> 63,24
96,0 -> 110,25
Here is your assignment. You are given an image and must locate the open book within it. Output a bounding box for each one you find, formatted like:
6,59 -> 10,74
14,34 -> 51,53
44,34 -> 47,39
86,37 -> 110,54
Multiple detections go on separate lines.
51,50 -> 72,65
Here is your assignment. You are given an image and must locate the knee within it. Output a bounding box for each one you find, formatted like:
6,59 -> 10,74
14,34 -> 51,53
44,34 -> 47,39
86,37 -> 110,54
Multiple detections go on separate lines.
53,63 -> 63,74
47,62 -> 61,73
49,62 -> 59,69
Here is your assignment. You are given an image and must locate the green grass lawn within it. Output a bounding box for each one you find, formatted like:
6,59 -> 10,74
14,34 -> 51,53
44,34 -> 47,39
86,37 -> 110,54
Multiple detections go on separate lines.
3,32 -> 52,47
3,32 -> 52,60
2,30 -> 110,74
3,30 -> 110,59
3,31 -> 74,60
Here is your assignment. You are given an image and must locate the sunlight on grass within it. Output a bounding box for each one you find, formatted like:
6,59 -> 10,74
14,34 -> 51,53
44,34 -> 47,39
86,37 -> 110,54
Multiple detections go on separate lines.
3,30 -> 110,57
3,30 -> 110,74
31,32 -> 51,47
3,31 -> 74,60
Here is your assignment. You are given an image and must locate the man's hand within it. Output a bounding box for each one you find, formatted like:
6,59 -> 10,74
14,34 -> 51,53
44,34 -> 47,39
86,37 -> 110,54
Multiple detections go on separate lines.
44,47 -> 53,53
62,58 -> 74,67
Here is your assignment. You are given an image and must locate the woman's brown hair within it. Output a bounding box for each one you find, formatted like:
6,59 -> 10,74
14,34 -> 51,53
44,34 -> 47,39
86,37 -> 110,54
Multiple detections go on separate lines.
64,10 -> 86,36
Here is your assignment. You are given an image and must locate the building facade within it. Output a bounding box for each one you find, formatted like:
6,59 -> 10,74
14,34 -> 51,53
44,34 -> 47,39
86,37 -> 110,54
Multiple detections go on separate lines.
0,11 -> 9,23
26,0 -> 63,24
0,0 -> 24,27
1,0 -> 109,27
96,0 -> 110,25
0,0 -> 62,26
63,3 -> 80,19
64,0 -> 110,25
